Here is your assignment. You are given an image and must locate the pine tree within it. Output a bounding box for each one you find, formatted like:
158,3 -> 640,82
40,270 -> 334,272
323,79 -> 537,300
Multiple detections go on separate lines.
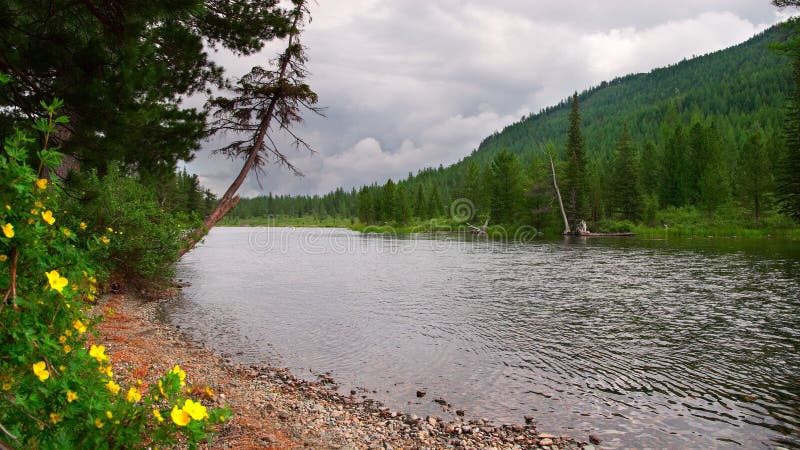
427,184 -> 442,218
563,93 -> 588,228
488,149 -> 524,224
738,129 -> 773,223
413,184 -> 427,218
357,186 -> 374,224
611,124 -> 642,220
394,185 -> 412,224
527,152 -> 556,231
381,179 -> 396,222
775,15 -> 800,220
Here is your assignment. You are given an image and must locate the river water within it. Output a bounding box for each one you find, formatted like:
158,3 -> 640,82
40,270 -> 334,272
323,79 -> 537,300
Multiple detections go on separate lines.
166,227 -> 800,449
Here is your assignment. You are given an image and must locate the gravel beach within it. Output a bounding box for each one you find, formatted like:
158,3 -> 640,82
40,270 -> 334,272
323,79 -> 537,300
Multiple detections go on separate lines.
95,290 -> 597,450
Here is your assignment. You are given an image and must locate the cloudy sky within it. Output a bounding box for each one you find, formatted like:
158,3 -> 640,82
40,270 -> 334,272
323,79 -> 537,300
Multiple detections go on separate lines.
185,1 -> 790,197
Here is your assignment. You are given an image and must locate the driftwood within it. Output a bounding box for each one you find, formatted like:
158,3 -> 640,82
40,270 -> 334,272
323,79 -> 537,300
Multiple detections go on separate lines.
548,153 -> 570,235
466,218 -> 489,235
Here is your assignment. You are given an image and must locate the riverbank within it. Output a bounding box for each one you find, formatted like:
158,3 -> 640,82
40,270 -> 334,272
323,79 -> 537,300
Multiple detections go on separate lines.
95,290 -> 596,449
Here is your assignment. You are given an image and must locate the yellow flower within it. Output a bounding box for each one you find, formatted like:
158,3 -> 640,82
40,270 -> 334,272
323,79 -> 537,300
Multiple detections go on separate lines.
158,379 -> 167,398
94,418 -> 104,428
49,412 -> 62,424
88,276 -> 97,284
63,345 -> 71,353
99,365 -> 113,378
34,201 -> 43,207
1,382 -> 10,391
30,208 -> 39,215
87,294 -> 95,301
1,223 -> 13,238
205,386 -> 215,397
182,399 -> 209,420
89,344 -> 108,362
64,330 -> 72,337
4,204 -> 8,210
101,236 -> 110,244
170,406 -> 191,426
0,255 -> 6,262
152,409 -> 164,422
107,227 -> 113,232
27,218 -> 34,225
171,365 -> 186,386
106,411 -> 113,419
72,320 -> 86,334
32,361 -> 49,382
41,210 -> 55,225
35,178 -> 48,190
80,222 -> 87,230
126,387 -> 142,403
106,380 -> 120,395
45,270 -> 68,293
66,390 -> 78,402
58,335 -> 66,343
62,228 -> 71,237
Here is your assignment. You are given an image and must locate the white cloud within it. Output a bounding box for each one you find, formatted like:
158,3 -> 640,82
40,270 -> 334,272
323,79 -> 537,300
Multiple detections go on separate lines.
185,1 -> 784,197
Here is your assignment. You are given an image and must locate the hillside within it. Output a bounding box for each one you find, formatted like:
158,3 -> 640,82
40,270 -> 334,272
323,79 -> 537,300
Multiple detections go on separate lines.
229,24 -> 793,229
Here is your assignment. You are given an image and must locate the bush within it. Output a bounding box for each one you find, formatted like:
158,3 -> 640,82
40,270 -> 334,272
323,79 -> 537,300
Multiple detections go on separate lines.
1,96 -> 227,449
59,165 -> 197,281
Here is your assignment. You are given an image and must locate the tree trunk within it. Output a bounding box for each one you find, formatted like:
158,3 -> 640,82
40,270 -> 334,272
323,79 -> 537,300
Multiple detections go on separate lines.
549,153 -> 571,235
176,7 -> 304,259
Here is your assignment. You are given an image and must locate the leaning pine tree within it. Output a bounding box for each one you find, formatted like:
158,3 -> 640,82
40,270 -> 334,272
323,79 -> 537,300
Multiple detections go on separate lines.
179,0 -> 320,256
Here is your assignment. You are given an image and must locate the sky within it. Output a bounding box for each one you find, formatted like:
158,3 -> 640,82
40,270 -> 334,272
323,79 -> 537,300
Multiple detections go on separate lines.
185,1 -> 790,198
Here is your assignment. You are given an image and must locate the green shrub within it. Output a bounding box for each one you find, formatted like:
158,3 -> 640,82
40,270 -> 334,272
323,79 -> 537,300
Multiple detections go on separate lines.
1,96 -> 227,449
59,165 -> 197,280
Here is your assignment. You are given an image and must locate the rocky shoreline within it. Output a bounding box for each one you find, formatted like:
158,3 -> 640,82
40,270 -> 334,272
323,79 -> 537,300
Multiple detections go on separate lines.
95,290 -> 600,449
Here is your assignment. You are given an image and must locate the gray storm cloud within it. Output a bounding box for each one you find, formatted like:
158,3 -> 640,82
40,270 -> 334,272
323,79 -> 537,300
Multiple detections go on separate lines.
185,1 -> 784,197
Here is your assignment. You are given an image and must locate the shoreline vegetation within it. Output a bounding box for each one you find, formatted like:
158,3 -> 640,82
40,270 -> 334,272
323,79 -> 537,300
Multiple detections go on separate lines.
218,215 -> 800,240
98,289 -> 597,449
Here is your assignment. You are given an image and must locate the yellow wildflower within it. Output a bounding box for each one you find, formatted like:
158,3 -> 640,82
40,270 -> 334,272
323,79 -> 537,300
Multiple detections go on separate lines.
66,390 -> 78,403
205,386 -> 215,397
88,276 -> 97,284
58,335 -> 67,343
80,222 -> 87,230
45,270 -> 68,293
100,365 -> 113,378
64,330 -> 72,337
94,418 -> 104,428
152,409 -> 164,422
1,223 -> 13,238
63,345 -> 71,353
49,412 -> 62,424
30,208 -> 39,215
41,210 -> 55,225
107,227 -> 113,232
72,320 -> 86,334
1,382 -> 10,391
34,201 -> 43,207
89,344 -> 108,363
106,411 -> 113,419
35,178 -> 48,189
0,255 -> 6,262
158,379 -> 167,398
106,380 -> 120,395
27,218 -> 34,225
63,228 -> 71,237
87,293 -> 95,301
101,236 -> 110,244
126,387 -> 142,403
171,365 -> 186,386
170,406 -> 191,426
32,361 -> 49,382
182,399 -> 209,420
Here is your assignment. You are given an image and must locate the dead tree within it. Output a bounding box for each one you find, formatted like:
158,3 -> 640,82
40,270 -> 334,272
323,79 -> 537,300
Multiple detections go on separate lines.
178,0 -> 320,257
549,152 -> 571,235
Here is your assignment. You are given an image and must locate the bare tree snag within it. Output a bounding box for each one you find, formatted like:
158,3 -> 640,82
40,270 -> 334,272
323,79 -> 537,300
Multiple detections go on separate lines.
549,152 -> 571,235
178,0 -> 318,258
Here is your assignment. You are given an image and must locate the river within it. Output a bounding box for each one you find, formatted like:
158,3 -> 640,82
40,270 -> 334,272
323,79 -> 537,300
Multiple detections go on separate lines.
165,227 -> 800,449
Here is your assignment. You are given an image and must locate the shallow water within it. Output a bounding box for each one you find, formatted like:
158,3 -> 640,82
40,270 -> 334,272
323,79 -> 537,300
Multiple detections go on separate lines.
166,227 -> 800,449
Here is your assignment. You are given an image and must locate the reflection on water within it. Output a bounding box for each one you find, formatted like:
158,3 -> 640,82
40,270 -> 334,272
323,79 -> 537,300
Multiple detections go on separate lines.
166,227 -> 800,449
